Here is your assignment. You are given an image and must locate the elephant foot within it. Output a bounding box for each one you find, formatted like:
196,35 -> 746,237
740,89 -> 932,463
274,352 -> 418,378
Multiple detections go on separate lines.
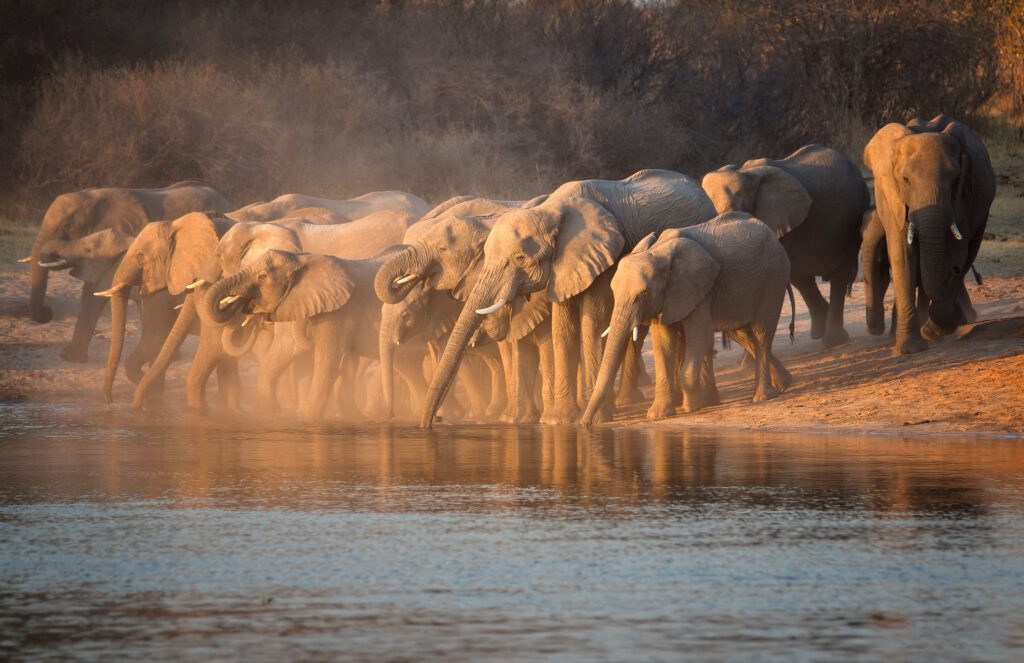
59,346 -> 89,363
615,387 -> 645,408
541,401 -> 579,425
770,366 -> 793,393
920,319 -> 955,342
893,336 -> 928,356
823,327 -> 851,348
31,306 -> 54,324
752,385 -> 780,403
704,387 -> 722,407
647,400 -> 676,420
809,315 -> 827,340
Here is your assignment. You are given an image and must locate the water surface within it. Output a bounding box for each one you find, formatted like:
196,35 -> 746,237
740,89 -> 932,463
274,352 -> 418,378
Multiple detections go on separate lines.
2,403 -> 1024,660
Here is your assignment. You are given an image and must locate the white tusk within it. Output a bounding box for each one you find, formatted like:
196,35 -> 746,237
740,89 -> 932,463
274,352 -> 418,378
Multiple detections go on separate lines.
173,304 -> 183,311
632,326 -> 639,342
219,294 -> 240,310
393,339 -> 400,347
950,223 -> 963,240
241,314 -> 253,327
907,222 -> 915,246
475,298 -> 506,315
38,259 -> 69,269
601,326 -> 610,338
393,274 -> 417,285
185,278 -> 207,290
17,256 -> 32,263
93,283 -> 126,297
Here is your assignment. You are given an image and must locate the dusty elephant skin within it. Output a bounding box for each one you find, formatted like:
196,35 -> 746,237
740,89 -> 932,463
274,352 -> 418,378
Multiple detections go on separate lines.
863,115 -> 996,355
25,182 -> 233,362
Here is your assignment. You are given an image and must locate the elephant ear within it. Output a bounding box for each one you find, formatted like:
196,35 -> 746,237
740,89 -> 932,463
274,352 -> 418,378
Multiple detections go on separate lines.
744,165 -> 811,238
509,290 -> 551,341
167,213 -> 222,295
546,197 -> 625,303
271,255 -> 354,322
661,238 -> 720,325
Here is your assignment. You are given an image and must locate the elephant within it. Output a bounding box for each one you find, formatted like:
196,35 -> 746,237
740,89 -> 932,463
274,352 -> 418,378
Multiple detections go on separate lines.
419,169 -> 718,427
22,181 -> 233,362
863,115 -> 995,353
227,191 -> 429,223
92,212 -> 238,406
202,249 -> 393,421
581,213 -> 793,425
701,144 -> 869,347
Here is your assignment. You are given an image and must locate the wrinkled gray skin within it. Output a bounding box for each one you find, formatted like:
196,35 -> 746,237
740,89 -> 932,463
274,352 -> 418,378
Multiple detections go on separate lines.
863,115 -> 995,353
203,249 -> 392,421
702,145 -> 869,348
421,169 -> 718,428
581,213 -> 793,426
37,227 -> 179,398
25,181 -> 232,362
227,191 -> 429,223
93,212 -> 239,409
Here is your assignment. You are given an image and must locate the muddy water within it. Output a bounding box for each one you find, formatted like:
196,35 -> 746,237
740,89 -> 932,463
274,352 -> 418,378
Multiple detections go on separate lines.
2,404 -> 1024,660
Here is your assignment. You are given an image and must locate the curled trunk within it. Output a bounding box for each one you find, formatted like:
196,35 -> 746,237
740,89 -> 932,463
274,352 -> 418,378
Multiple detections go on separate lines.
581,312 -> 632,425
221,321 -> 260,357
29,235 -> 52,323
202,271 -> 249,326
374,245 -> 430,304
133,293 -> 197,410
103,291 -> 130,403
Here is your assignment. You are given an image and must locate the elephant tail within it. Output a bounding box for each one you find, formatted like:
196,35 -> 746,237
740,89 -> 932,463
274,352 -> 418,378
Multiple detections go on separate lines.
971,265 -> 984,285
787,284 -> 796,344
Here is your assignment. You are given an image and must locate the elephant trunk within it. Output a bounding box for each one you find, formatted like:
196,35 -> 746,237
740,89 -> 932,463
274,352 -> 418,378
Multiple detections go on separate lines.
221,320 -> 260,357
914,208 -> 960,333
379,308 -> 400,420
103,290 -> 130,404
374,245 -> 432,304
29,234 -> 53,323
580,308 -> 633,426
420,270 -> 510,428
202,271 -> 250,326
133,293 -> 197,410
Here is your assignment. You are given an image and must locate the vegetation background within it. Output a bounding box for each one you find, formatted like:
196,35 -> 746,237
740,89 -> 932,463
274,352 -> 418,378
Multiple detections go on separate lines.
2,0 -> 1022,212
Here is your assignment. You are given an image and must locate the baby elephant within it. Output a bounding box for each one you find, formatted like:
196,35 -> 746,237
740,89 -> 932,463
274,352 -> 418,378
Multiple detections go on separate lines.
581,212 -> 792,425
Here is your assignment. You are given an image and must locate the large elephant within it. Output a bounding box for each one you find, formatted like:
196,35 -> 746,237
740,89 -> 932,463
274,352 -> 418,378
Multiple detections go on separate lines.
581,213 -> 793,425
701,145 -> 868,347
863,115 -> 995,353
227,191 -> 429,223
22,181 -> 233,361
93,212 -> 237,405
202,249 -> 392,420
419,169 -> 718,427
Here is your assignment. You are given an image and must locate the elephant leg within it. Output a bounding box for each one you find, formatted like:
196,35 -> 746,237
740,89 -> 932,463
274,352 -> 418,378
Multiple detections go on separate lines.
672,329 -> 686,407
700,350 -> 720,407
216,358 -> 242,411
543,298 -> 580,424
510,340 -> 541,423
335,353 -> 362,421
886,227 -> 927,354
499,340 -> 519,422
752,323 -> 781,402
616,327 -> 647,407
791,273 -> 829,341
538,336 -> 555,422
863,218 -> 890,335
126,292 -> 177,383
459,355 -> 491,422
769,355 -> 793,393
823,266 -> 852,347
62,281 -> 108,362
580,277 -> 613,408
647,322 -> 680,420
185,340 -> 220,412
679,312 -> 714,414
483,347 -> 507,420
302,323 -> 342,422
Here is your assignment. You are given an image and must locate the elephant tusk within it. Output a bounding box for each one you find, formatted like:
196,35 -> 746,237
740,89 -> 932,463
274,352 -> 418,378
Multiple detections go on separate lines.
185,278 -> 207,290
906,222 -> 915,246
601,326 -> 610,338
950,223 -> 963,240
17,256 -> 32,264
93,283 -> 126,297
173,303 -> 183,311
632,326 -> 639,343
219,294 -> 241,310
394,339 -> 400,347
241,314 -> 253,327
38,259 -> 69,269
393,274 -> 417,285
475,298 -> 506,315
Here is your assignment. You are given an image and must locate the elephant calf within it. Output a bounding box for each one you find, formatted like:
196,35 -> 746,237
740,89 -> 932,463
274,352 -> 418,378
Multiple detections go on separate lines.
581,213 -> 792,425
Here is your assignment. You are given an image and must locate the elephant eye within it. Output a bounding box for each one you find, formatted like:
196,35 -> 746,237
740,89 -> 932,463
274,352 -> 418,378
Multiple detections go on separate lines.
902,176 -> 910,184
258,272 -> 268,282
513,254 -> 527,267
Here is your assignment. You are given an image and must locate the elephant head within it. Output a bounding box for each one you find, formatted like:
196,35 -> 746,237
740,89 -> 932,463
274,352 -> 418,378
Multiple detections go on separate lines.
864,118 -> 986,335
580,232 -> 719,425
420,195 -> 625,426
203,249 -> 353,327
701,165 -> 811,238
37,228 -> 134,285
26,191 -> 146,323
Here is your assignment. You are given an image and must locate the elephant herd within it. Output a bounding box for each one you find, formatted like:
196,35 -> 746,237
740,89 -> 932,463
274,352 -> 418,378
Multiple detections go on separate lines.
21,115 -> 995,427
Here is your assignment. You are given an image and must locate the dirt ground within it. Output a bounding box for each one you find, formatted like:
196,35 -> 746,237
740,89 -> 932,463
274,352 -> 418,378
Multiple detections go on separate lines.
1,151 -> 1022,437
